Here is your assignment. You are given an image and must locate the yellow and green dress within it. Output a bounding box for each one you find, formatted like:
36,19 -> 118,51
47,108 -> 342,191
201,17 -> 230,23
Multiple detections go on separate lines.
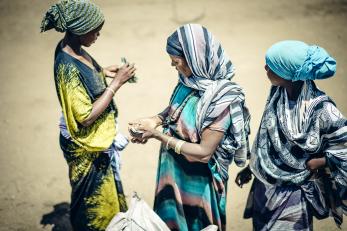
54,43 -> 127,231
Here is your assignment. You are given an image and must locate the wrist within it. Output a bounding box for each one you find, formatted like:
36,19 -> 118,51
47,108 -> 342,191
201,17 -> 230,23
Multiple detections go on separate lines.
154,115 -> 163,127
152,129 -> 162,139
110,79 -> 122,90
318,157 -> 326,168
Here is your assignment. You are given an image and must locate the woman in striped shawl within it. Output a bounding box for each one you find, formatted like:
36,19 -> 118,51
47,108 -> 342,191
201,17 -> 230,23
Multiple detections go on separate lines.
129,24 -> 250,231
236,40 -> 347,230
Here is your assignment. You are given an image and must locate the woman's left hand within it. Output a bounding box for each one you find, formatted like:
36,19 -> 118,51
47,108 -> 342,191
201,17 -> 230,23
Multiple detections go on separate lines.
306,157 -> 326,172
136,123 -> 159,139
235,166 -> 252,188
128,120 -> 160,144
103,65 -> 119,78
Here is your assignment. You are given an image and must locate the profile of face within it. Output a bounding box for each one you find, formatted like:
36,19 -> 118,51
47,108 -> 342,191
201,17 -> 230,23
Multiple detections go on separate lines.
169,55 -> 192,78
265,65 -> 289,87
79,22 -> 104,47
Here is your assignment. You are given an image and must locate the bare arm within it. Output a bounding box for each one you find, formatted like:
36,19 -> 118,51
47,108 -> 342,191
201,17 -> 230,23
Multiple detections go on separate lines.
148,128 -> 224,163
81,64 -> 136,127
306,157 -> 326,171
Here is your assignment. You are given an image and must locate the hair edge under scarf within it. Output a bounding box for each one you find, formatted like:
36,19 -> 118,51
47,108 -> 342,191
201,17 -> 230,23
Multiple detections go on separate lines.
166,31 -> 184,57
265,40 -> 336,82
40,0 -> 104,35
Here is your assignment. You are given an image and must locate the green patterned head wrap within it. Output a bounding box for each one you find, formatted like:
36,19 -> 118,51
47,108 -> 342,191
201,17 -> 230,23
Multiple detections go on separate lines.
40,0 -> 104,35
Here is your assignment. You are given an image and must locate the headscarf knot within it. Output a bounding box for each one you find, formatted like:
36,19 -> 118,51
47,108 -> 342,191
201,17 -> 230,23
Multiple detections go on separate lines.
265,40 -> 336,82
40,0 -> 104,36
294,45 -> 336,81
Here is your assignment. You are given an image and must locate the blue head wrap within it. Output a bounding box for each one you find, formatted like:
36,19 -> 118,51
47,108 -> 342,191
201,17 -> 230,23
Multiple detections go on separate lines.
265,40 -> 336,81
166,31 -> 184,57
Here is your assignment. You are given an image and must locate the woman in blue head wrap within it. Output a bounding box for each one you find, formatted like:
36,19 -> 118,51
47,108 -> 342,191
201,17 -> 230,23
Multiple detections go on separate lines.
236,40 -> 347,230
129,24 -> 250,230
41,1 -> 136,230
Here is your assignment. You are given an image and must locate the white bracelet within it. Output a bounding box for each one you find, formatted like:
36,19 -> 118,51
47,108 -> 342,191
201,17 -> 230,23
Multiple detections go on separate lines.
174,140 -> 186,155
106,87 -> 115,95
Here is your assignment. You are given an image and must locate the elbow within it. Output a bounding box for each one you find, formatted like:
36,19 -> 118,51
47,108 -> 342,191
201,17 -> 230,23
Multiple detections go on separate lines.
80,119 -> 93,127
200,157 -> 210,163
184,152 -> 212,163
199,152 -> 214,163
201,153 -> 213,164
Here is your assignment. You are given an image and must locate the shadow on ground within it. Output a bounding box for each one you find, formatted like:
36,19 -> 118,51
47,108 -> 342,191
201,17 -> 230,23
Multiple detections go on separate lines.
41,202 -> 73,231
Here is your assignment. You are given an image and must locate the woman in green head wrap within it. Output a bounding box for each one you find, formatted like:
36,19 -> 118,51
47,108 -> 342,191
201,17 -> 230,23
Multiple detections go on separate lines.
236,40 -> 347,230
41,1 -> 136,230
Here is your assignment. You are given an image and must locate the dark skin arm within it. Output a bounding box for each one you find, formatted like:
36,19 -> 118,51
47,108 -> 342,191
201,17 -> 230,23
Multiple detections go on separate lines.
129,119 -> 224,163
128,107 -> 170,144
306,157 -> 326,171
235,165 -> 252,188
154,128 -> 224,163
81,64 -> 136,127
234,157 -> 327,188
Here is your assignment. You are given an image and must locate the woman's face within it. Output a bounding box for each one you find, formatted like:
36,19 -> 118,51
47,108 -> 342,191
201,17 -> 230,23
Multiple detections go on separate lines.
265,65 -> 288,86
79,22 -> 104,47
169,55 -> 192,78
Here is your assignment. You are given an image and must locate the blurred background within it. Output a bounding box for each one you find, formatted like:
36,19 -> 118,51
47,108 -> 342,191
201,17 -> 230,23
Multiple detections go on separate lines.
0,0 -> 346,230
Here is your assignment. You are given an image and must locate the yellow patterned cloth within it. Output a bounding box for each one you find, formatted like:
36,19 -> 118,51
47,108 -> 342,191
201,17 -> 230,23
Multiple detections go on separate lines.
56,62 -> 116,151
54,44 -> 127,231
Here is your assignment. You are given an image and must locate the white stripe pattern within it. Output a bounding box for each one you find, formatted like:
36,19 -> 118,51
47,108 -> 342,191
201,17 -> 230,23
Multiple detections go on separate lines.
176,24 -> 250,181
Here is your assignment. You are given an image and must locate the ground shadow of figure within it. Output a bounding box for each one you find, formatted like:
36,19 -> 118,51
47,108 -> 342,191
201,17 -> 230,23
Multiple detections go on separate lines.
41,202 -> 73,231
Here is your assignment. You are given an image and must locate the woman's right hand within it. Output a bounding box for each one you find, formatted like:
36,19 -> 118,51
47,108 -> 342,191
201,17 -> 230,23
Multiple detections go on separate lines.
129,116 -> 162,130
112,63 -> 136,86
235,165 -> 252,188
128,116 -> 162,143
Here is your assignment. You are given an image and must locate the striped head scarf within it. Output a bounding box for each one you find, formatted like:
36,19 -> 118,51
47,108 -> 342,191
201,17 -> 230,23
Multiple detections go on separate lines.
166,24 -> 235,91
166,24 -> 250,182
266,40 -> 336,81
41,0 -> 104,35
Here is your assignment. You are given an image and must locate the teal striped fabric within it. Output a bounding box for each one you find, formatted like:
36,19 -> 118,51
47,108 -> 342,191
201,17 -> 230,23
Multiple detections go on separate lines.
154,84 -> 231,231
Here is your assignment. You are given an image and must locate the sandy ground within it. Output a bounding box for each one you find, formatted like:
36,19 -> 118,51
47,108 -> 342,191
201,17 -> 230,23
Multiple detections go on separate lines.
0,0 -> 347,230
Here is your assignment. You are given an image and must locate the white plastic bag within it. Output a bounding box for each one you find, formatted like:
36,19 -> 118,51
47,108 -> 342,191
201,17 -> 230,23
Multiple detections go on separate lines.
106,193 -> 170,231
201,225 -> 218,231
106,192 -> 219,231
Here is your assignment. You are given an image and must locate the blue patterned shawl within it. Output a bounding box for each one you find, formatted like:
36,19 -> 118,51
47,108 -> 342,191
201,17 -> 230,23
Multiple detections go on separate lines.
250,80 -> 347,225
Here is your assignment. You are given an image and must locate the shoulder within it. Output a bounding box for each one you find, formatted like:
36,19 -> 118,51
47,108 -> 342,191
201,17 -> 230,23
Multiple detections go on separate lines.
213,80 -> 245,100
55,58 -> 81,87
318,101 -> 346,130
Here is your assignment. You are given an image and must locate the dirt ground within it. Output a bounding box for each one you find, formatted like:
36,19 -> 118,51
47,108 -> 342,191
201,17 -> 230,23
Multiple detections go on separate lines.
0,0 -> 347,230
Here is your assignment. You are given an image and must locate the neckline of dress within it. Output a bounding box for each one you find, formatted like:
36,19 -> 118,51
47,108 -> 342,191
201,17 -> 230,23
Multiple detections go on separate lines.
59,42 -> 97,72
